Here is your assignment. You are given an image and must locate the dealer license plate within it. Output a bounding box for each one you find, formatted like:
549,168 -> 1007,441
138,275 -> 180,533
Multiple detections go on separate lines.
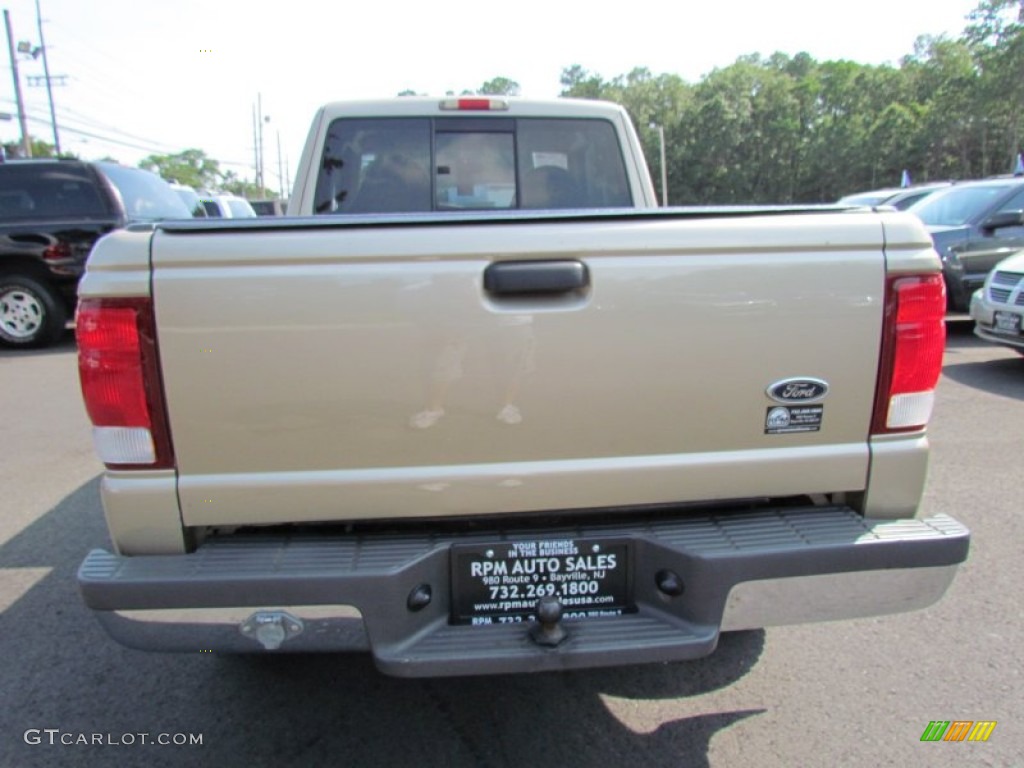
994,311 -> 1022,335
450,538 -> 632,625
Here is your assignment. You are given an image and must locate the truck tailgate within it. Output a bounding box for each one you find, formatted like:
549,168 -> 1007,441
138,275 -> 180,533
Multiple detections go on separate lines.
151,212 -> 894,526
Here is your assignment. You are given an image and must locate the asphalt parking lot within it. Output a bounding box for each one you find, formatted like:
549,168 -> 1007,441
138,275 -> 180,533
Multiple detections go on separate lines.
0,320 -> 1021,767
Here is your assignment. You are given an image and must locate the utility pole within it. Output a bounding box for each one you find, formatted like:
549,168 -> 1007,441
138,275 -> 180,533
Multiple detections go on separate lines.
4,10 -> 31,157
257,93 -> 264,190
35,0 -> 59,154
284,153 -> 290,202
276,130 -> 283,198
252,103 -> 259,188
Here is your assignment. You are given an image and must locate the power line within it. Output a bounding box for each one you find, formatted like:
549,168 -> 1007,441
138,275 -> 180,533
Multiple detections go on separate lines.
46,19 -> 157,106
52,103 -> 181,151
1,100 -> 257,168
7,21 -> 260,173
1,102 -> 180,154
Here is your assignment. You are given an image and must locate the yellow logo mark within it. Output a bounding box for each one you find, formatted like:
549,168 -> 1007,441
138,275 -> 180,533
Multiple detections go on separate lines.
968,721 -> 997,742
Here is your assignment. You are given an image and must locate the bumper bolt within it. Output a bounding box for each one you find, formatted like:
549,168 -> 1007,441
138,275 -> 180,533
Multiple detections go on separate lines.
656,569 -> 685,597
407,584 -> 432,612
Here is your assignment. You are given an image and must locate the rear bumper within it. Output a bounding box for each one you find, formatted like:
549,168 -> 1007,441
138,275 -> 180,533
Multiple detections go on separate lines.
969,289 -> 1024,352
973,324 -> 1024,352
78,506 -> 969,677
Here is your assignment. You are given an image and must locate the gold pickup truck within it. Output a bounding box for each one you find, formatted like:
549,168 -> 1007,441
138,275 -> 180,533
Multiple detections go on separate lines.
74,98 -> 968,677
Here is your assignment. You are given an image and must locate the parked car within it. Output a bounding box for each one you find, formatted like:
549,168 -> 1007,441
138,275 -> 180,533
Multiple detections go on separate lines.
905,178 -> 1024,311
169,183 -> 208,217
200,194 -> 257,218
969,249 -> 1024,354
0,159 -> 192,347
250,199 -> 287,216
838,181 -> 953,210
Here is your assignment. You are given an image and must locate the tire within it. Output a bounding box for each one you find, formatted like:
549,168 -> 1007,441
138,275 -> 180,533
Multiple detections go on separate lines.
0,275 -> 68,348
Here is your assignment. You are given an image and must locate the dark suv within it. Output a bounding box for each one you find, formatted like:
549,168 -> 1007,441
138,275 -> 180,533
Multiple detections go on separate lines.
0,160 -> 191,347
907,178 -> 1024,311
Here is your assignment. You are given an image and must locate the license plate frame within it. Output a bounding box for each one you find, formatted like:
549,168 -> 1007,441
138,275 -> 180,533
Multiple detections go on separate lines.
993,311 -> 1022,335
449,538 -> 633,625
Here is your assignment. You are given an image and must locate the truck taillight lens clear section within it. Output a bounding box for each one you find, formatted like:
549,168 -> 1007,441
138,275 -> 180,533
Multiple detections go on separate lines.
872,274 -> 946,434
76,298 -> 174,469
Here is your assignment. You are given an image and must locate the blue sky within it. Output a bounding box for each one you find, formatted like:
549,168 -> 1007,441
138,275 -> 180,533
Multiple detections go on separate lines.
0,0 -> 981,195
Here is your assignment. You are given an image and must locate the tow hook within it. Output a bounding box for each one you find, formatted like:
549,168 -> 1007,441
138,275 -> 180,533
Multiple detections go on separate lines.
530,597 -> 567,647
240,611 -> 304,650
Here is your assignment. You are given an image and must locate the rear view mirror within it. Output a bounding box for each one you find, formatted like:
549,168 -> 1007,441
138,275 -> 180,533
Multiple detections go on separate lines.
981,209 -> 1024,232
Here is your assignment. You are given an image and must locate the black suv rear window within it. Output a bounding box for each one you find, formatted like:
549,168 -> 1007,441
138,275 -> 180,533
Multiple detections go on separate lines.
0,164 -> 108,220
314,117 -> 632,214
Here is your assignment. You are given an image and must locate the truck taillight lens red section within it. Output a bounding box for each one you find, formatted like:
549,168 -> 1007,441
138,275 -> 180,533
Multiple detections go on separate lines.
76,298 -> 174,469
872,274 -> 946,434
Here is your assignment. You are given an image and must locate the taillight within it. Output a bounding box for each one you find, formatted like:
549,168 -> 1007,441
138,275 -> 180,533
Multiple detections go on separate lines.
76,298 -> 174,469
871,274 -> 946,434
42,242 -> 73,261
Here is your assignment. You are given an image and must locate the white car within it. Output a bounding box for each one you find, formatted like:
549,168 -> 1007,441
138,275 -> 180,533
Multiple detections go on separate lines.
970,249 -> 1024,354
169,183 -> 208,217
200,193 -> 257,218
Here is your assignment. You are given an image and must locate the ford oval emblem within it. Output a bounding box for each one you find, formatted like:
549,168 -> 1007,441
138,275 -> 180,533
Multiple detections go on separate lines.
767,378 -> 829,403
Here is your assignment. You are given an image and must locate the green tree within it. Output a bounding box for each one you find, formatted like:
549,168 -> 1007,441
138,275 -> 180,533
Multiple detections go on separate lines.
902,36 -> 982,179
2,136 -> 76,159
220,171 -> 276,200
559,65 -> 607,99
559,65 -> 692,203
965,0 -> 1024,169
476,77 -> 520,96
139,149 -> 221,189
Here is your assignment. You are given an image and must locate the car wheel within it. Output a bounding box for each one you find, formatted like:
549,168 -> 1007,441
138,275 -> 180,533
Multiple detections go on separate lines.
0,275 -> 68,348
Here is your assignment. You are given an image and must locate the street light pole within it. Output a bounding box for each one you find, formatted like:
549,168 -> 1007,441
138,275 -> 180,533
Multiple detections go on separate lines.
650,123 -> 668,207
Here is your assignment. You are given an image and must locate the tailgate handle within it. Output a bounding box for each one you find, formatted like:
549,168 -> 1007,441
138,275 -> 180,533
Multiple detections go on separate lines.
483,260 -> 588,296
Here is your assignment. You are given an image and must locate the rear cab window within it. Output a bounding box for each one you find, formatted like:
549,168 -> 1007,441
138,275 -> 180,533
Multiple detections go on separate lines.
314,116 -> 632,215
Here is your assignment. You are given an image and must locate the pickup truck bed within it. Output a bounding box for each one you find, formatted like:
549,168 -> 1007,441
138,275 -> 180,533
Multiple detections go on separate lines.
150,210 -> 899,524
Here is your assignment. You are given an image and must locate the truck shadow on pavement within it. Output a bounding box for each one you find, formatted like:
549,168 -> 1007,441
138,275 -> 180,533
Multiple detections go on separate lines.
942,354 -> 1024,401
1,477 -> 765,768
942,326 -> 1024,403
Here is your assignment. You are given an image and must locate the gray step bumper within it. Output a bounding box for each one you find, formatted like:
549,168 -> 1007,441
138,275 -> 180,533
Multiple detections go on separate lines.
78,506 -> 969,677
